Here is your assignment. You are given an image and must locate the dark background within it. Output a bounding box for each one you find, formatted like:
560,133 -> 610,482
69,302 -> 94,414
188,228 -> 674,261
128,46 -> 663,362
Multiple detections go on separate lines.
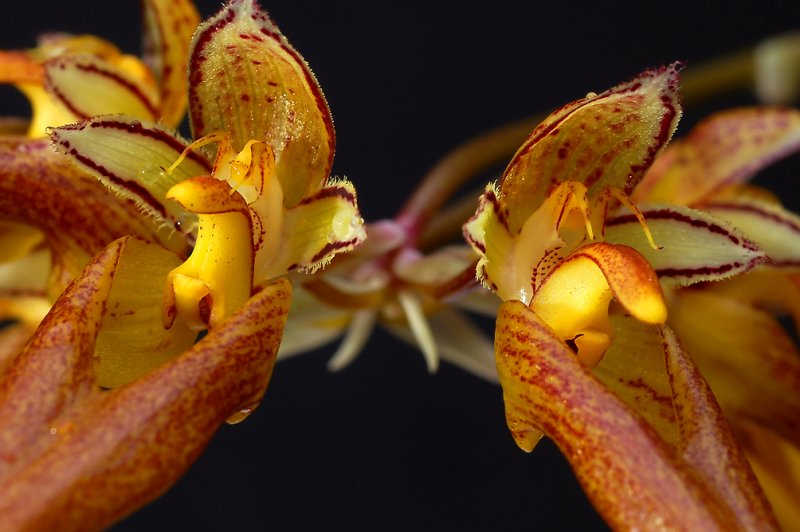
2,1 -> 799,530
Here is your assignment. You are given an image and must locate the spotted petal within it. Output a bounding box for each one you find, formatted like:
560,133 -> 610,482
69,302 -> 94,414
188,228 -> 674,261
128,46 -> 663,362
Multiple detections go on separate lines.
188,0 -> 334,207
636,107 -> 800,205
0,138 -> 160,295
495,301 -> 775,528
495,302 -> 733,528
498,63 -> 681,231
51,116 -> 213,253
0,241 -> 291,529
605,204 -> 765,286
141,0 -> 200,126
668,290 -> 800,449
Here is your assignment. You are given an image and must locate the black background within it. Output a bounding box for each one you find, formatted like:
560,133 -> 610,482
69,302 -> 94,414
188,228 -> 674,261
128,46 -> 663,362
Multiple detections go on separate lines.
2,1 -> 800,530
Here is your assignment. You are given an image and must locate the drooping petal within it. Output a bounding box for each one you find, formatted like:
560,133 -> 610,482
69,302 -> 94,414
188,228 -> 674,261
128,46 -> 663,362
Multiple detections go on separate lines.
141,0 -> 201,126
704,198 -> 800,269
94,237 -> 196,388
385,307 -> 498,382
51,116 -> 213,253
636,107 -> 800,205
256,181 -> 365,280
661,326 -> 779,529
392,245 -> 478,299
44,54 -> 159,121
605,204 -> 765,286
0,239 -> 122,477
277,286 -> 350,359
0,274 -> 291,530
0,138 -> 160,294
668,289 -> 800,448
188,0 -> 334,207
494,301 -> 734,528
592,317 -> 779,527
498,63 -> 682,231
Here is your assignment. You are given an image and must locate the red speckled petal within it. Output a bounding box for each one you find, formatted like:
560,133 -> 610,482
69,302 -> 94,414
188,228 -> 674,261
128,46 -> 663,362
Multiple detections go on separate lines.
668,289 -> 800,450
605,204 -> 765,286
0,138 -> 161,295
494,301 -> 735,529
44,54 -> 160,121
660,325 -> 779,529
0,243 -> 291,529
188,0 -> 334,207
50,116 -> 213,253
636,107 -> 800,205
498,64 -> 682,232
141,0 -> 200,127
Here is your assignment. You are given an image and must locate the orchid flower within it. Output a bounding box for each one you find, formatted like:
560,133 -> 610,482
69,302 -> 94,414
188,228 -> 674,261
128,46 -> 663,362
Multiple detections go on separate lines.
43,0 -> 365,387
0,0 -> 199,359
0,0 -> 364,527
615,106 -> 800,529
464,65 -> 783,529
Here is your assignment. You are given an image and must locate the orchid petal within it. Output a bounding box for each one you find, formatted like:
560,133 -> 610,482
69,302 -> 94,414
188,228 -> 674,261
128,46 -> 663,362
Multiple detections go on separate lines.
739,422 -> 800,531
498,63 -> 681,231
605,204 -> 765,286
256,181 -> 365,280
0,247 -> 50,298
141,0 -> 200,126
94,237 -> 196,388
51,116 -> 213,253
0,239 -> 123,476
0,323 -> 32,377
668,290 -> 800,448
705,198 -> 800,269
593,315 -> 680,447
0,270 -> 291,530
327,310 -> 377,372
277,287 -> 349,359
386,307 -> 497,382
397,290 -> 439,373
494,301 -> 734,528
636,107 -> 800,205
660,326 -> 778,529
393,245 -> 478,299
188,0 -> 334,207
44,54 -> 159,121
0,137 -> 160,293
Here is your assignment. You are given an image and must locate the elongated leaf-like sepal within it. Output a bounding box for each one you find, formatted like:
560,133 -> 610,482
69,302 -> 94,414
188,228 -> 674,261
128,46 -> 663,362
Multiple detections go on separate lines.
499,63 -> 682,231
188,0 -> 334,207
605,204 -> 765,286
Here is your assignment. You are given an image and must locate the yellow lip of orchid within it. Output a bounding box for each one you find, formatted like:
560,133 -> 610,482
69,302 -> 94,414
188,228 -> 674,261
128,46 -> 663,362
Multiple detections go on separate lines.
162,175 -> 254,331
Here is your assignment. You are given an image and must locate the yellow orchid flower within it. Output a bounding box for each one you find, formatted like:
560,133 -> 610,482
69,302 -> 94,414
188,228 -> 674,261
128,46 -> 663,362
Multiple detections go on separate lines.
44,0 -> 365,388
464,65 -> 782,529
0,0 -> 364,527
615,106 -> 800,529
0,0 -> 200,353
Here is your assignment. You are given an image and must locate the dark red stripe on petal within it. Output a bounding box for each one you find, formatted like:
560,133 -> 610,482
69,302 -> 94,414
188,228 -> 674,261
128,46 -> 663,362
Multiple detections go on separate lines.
81,119 -> 211,170
296,184 -> 355,206
708,201 -> 800,234
608,208 -> 758,250
310,237 -> 360,265
56,138 -> 169,221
